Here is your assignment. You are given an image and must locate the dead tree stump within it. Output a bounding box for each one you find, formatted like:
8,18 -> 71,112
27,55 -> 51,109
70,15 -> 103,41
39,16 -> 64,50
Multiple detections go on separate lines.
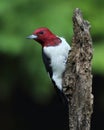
63,8 -> 93,130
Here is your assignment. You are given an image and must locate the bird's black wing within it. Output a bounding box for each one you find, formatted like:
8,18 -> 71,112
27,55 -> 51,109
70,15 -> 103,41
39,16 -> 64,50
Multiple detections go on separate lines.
42,49 -> 53,78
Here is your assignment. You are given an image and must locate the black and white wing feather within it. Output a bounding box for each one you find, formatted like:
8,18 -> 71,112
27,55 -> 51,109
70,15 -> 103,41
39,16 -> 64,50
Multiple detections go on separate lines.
42,49 -> 53,78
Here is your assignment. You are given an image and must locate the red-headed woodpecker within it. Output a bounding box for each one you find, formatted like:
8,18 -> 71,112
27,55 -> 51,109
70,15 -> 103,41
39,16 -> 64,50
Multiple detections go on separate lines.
27,27 -> 71,92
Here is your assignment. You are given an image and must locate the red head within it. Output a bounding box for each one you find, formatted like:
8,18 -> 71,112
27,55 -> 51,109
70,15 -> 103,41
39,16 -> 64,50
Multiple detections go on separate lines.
27,27 -> 61,47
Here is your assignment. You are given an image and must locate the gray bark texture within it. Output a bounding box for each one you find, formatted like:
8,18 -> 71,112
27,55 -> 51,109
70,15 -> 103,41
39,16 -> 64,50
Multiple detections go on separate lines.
62,8 -> 93,130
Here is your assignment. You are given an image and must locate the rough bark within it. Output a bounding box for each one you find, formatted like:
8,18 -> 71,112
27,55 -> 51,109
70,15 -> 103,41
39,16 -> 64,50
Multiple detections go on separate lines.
62,8 -> 93,130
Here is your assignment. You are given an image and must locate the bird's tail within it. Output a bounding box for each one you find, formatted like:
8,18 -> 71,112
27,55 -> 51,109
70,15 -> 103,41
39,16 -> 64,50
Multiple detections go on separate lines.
51,79 -> 68,107
54,85 -> 68,106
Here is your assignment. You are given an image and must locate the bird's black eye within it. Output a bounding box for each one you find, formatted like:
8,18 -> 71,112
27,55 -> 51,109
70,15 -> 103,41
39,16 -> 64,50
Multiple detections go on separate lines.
39,31 -> 44,34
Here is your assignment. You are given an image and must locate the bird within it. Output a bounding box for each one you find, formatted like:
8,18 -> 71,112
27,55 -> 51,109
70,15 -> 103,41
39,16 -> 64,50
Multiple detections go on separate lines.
27,27 -> 71,102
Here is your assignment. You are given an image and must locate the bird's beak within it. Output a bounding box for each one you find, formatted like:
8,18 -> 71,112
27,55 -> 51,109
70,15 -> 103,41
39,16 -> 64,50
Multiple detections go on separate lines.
26,34 -> 37,39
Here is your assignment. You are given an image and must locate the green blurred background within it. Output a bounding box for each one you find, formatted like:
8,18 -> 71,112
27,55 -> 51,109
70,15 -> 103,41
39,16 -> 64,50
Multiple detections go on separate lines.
0,0 -> 104,130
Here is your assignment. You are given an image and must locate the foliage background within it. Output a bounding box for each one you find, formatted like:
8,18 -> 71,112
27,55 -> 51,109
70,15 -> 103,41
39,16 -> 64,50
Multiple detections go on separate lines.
0,0 -> 104,130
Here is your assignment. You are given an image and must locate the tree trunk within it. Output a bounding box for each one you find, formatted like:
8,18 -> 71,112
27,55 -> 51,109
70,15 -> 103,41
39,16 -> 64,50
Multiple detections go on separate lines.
62,8 -> 93,130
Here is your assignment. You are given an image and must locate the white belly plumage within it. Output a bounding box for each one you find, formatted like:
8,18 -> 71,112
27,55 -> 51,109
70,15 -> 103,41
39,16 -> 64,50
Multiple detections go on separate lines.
43,37 -> 71,90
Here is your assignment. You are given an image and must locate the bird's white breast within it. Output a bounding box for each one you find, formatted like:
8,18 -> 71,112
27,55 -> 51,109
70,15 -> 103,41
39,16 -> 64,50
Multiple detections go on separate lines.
43,37 -> 71,90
